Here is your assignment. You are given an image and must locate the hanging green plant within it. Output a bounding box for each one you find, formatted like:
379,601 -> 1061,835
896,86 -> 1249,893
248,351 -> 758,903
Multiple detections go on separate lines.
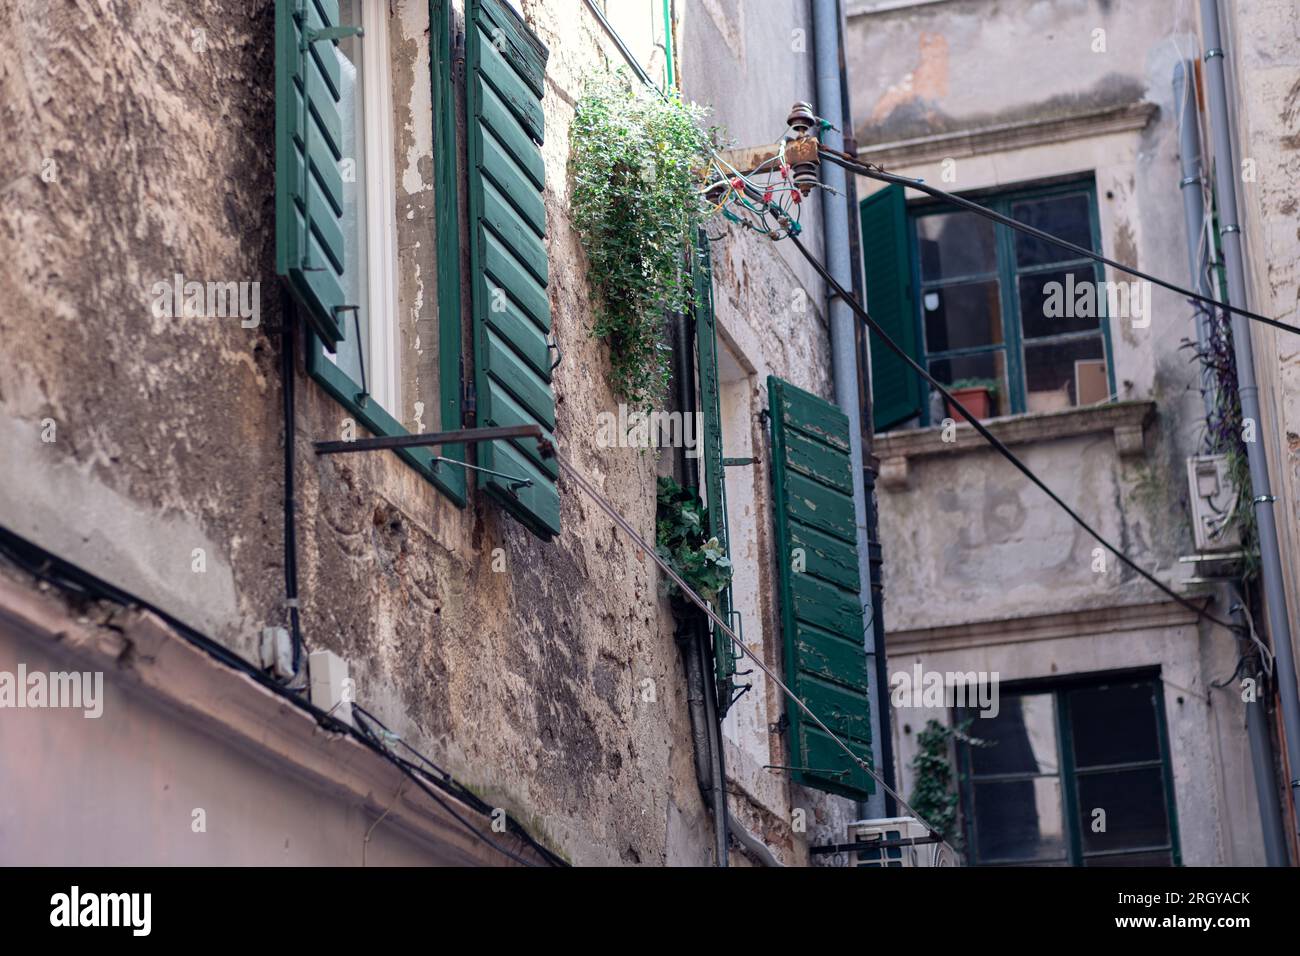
909,718 -> 989,853
655,475 -> 732,606
570,70 -> 713,411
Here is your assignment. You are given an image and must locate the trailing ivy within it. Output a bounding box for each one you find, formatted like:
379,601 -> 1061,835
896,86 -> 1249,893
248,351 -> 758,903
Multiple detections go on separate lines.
909,719 -> 987,854
655,475 -> 732,606
570,70 -> 712,411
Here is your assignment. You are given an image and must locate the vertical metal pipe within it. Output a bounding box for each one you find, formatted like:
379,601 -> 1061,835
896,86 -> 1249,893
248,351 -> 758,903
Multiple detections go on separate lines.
1173,60 -> 1217,418
812,0 -> 886,820
1227,584 -> 1290,865
1200,0 -> 1300,837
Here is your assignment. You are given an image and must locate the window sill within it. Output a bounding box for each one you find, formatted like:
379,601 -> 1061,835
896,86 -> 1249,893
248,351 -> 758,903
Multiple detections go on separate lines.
873,400 -> 1156,491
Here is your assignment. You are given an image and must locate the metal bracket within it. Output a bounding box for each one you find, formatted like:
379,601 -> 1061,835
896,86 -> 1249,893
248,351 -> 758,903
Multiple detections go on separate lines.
305,25 -> 364,44
722,457 -> 757,467
315,423 -> 553,459
764,764 -> 850,779
431,456 -> 533,491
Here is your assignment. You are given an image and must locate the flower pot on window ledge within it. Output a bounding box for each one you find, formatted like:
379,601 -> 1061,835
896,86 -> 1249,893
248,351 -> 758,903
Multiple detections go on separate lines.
944,380 -> 997,422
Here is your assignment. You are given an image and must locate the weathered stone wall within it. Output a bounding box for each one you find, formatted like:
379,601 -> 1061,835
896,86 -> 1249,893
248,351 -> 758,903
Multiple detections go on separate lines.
1219,0 -> 1300,677
843,0 -> 1269,862
0,0 -> 851,865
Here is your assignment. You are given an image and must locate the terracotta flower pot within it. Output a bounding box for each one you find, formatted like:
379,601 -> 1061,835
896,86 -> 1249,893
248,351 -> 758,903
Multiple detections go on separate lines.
946,386 -> 993,422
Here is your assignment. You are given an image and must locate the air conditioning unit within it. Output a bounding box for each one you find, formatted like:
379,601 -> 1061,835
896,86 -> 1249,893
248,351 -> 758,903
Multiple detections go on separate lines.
1186,454 -> 1242,552
847,817 -> 957,867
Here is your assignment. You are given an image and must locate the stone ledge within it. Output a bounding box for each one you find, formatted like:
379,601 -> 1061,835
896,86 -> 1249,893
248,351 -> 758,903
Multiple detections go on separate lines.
874,400 -> 1157,491
857,101 -> 1158,169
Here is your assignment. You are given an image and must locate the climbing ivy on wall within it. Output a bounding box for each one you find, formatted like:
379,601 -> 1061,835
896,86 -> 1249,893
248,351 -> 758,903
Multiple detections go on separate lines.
570,70 -> 713,411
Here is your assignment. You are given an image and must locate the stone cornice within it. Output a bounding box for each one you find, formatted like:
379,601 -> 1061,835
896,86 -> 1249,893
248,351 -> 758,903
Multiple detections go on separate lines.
873,400 -> 1157,491
886,598 -> 1201,656
857,101 -> 1159,169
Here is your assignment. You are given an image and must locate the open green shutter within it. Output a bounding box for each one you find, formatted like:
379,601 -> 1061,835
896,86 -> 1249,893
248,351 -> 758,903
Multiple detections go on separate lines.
467,0 -> 559,540
693,233 -> 737,705
767,376 -> 874,799
860,185 -> 921,431
276,0 -> 351,349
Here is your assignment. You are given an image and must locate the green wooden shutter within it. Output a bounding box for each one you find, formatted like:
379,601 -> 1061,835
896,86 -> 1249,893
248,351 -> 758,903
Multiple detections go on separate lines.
860,185 -> 921,431
693,232 -> 736,705
767,376 -> 874,799
276,0 -> 352,349
467,0 -> 559,540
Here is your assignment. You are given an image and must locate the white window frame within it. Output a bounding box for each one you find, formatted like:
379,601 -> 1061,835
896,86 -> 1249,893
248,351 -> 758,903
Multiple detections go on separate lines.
357,0 -> 402,419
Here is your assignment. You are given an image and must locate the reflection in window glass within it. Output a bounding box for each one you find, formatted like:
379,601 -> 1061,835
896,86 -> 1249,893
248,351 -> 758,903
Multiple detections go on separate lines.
1076,768 -> 1170,854
922,280 -> 1003,353
965,694 -> 1058,776
1024,337 -> 1106,412
959,675 -> 1179,866
1018,267 -> 1104,339
1012,193 -> 1094,267
972,778 -> 1068,863
917,211 -> 999,280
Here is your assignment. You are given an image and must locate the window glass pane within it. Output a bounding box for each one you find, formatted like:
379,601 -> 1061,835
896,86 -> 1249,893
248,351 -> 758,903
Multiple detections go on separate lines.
1068,681 -> 1162,767
1018,267 -> 1104,339
928,352 -> 1009,418
328,1 -> 371,389
1012,193 -> 1094,267
962,693 -> 1059,777
1076,767 -> 1171,854
1023,336 -> 1106,412
922,280 -> 1003,353
971,778 -> 1068,863
917,211 -> 998,280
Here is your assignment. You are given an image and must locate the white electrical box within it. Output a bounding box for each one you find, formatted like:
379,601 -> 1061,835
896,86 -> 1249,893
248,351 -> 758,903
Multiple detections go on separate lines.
309,649 -> 353,727
847,817 -> 956,867
1186,454 -> 1242,552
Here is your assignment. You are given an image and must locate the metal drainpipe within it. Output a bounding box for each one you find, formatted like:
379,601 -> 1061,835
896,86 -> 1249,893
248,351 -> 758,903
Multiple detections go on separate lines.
670,309 -> 730,866
812,0 -> 885,819
1200,0 -> 1300,840
836,0 -> 897,817
1173,61 -> 1218,416
1174,59 -> 1289,865
1229,585 -> 1290,865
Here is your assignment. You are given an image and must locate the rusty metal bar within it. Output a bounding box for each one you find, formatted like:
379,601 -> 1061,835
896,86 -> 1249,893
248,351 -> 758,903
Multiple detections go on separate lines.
314,424 -> 548,456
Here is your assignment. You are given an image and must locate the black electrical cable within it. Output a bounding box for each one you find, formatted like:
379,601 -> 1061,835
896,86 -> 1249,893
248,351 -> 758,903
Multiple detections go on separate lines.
280,289 -> 304,675
0,523 -> 564,867
819,147 -> 1300,338
783,232 -> 1238,631
350,707 -> 544,868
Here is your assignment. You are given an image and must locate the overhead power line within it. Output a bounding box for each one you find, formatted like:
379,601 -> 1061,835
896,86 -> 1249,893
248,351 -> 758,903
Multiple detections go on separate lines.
783,230 -> 1237,631
552,451 -> 962,856
818,146 -> 1300,338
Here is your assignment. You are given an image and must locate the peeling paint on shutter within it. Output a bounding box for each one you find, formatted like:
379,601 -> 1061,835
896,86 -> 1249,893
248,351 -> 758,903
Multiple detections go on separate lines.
276,0 -> 350,348
467,0 -> 559,540
768,376 -> 874,799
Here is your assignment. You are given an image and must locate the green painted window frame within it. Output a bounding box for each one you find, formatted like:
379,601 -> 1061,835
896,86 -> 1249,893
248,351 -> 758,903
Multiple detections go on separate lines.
956,669 -> 1182,867
907,177 -> 1117,427
303,0 -> 467,505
